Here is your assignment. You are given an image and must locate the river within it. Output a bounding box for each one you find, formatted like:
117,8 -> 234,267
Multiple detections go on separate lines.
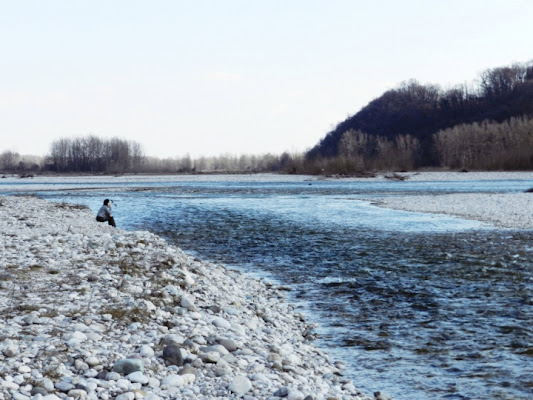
2,174 -> 532,399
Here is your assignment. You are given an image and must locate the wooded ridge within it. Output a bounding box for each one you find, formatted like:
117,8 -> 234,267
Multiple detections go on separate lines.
305,61 -> 533,172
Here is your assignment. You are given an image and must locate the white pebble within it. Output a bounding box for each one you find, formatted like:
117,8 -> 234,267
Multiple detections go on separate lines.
161,375 -> 184,388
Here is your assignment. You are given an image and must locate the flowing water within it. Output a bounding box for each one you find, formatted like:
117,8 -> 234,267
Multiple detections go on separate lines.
2,175 -> 532,399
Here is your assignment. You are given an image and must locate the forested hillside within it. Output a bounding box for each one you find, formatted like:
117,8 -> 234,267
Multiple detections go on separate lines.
307,61 -> 533,171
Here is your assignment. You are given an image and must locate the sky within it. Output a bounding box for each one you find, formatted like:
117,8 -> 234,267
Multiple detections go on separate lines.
1,0 -> 532,158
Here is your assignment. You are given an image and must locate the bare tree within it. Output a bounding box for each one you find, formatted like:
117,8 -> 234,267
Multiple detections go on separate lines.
434,115 -> 533,170
478,63 -> 529,97
47,136 -> 145,173
0,150 -> 20,172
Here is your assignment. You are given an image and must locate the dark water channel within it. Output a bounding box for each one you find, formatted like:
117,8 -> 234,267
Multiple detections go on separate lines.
5,176 -> 533,399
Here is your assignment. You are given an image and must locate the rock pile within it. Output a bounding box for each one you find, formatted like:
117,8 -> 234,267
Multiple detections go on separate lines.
0,196 -> 373,400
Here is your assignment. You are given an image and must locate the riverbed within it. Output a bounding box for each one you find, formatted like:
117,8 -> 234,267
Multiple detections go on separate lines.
2,172 -> 532,399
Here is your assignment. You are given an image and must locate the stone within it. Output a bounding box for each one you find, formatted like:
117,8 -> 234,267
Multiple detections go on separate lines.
112,359 -> 144,375
191,335 -> 207,345
147,377 -> 160,388
211,317 -> 231,329
162,345 -> 183,366
200,351 -> 220,363
86,332 -> 102,341
69,331 -> 88,341
18,365 -> 31,374
164,285 -> 180,296
67,389 -> 88,398
200,344 -> 229,355
161,375 -> 184,388
41,378 -> 54,392
229,376 -> 252,395
288,390 -> 305,400
85,356 -> 100,367
274,387 -> 289,397
223,353 -> 238,364
116,378 -> 131,391
161,334 -> 183,346
115,393 -> 135,400
85,382 -> 98,392
218,338 -> 238,352
209,305 -> 222,313
225,307 -> 239,315
42,395 -> 61,400
55,381 -> 75,393
3,345 -> 18,357
1,380 -> 19,390
31,387 -> 48,396
139,344 -> 155,358
180,295 -> 197,311
106,371 -> 122,380
127,371 -> 149,384
144,394 -> 162,400
214,367 -> 230,377
183,273 -> 195,286
177,365 -> 197,376
374,392 -> 392,400
12,393 -> 30,400
74,359 -> 89,371
188,312 -> 202,320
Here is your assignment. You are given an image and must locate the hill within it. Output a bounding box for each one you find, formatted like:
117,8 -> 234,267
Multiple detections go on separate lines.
306,61 -> 533,170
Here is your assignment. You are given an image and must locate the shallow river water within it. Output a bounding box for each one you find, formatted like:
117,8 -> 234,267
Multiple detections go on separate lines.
2,175 -> 532,399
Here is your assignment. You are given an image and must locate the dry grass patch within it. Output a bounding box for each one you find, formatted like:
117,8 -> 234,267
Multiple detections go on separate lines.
54,202 -> 90,211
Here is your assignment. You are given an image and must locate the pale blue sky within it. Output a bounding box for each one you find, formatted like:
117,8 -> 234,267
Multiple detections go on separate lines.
1,0 -> 532,158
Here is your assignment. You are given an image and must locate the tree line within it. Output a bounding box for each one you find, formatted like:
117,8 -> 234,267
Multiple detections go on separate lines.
2,61 -> 532,176
0,151 -> 41,175
434,115 -> 533,170
2,115 -> 531,176
46,136 -> 144,173
141,153 -> 290,174
0,137 -> 144,175
0,137 -> 301,175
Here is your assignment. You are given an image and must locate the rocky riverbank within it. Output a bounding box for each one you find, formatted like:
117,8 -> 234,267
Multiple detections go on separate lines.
369,192 -> 533,229
0,196 -> 376,400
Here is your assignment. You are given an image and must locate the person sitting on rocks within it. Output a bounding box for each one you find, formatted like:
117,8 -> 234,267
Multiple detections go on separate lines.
96,199 -> 116,227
